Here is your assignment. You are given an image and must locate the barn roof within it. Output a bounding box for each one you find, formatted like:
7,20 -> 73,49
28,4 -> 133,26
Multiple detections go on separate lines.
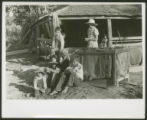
56,5 -> 141,17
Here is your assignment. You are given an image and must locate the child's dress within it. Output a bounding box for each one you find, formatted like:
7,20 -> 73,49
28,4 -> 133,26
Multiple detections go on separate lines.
52,32 -> 65,51
35,78 -> 45,97
34,75 -> 50,97
67,62 -> 83,87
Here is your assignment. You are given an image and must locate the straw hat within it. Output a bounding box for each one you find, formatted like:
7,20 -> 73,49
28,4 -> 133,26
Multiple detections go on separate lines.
86,19 -> 98,26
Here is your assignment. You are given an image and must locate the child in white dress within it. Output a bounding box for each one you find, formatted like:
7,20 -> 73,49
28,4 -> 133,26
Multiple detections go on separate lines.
62,55 -> 84,93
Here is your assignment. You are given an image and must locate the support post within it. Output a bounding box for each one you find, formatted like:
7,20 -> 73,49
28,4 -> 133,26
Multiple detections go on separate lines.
45,23 -> 50,38
112,52 -> 116,86
107,19 -> 113,46
36,26 -> 40,58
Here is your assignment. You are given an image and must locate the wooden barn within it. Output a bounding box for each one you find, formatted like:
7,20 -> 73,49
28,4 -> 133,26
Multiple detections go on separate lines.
57,5 -> 142,47
20,4 -> 142,86
21,4 -> 142,49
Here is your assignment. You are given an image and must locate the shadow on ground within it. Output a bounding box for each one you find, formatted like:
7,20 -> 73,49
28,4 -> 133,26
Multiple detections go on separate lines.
7,53 -> 47,67
8,69 -> 37,97
7,53 -> 37,65
6,53 -> 143,99
13,69 -> 36,86
9,83 -> 35,97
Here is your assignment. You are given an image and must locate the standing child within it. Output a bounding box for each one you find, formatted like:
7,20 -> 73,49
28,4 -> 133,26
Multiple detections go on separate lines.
52,26 -> 65,62
100,34 -> 108,48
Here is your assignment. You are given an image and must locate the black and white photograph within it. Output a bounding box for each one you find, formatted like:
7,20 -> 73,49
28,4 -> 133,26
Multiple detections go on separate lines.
1,1 -> 145,119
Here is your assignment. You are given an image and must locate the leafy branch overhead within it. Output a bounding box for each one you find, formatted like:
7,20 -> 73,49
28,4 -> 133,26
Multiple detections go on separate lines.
6,5 -> 67,51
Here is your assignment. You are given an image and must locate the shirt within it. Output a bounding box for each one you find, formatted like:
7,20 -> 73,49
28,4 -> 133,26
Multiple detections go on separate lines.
52,32 -> 65,51
58,58 -> 70,72
34,75 -> 47,90
87,26 -> 99,48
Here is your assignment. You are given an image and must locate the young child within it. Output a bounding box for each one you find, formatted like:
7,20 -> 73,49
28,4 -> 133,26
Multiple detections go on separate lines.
100,34 -> 108,48
52,27 -> 65,62
34,69 -> 50,98
62,55 -> 84,93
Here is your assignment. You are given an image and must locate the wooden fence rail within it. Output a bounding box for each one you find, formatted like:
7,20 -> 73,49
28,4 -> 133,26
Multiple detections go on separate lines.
6,48 -> 35,56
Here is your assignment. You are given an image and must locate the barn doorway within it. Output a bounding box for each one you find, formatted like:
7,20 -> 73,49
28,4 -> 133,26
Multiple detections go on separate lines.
61,19 -> 108,48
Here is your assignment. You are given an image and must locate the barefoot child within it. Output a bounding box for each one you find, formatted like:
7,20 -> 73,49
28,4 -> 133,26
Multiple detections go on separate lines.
62,55 -> 84,93
34,69 -> 50,98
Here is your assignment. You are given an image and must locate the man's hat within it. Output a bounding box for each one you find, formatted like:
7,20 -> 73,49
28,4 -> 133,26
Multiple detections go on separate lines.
86,19 -> 98,26
35,68 -> 46,75
48,55 -> 58,64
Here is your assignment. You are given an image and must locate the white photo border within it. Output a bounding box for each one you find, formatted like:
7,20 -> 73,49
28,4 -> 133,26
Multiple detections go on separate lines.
2,2 -> 146,119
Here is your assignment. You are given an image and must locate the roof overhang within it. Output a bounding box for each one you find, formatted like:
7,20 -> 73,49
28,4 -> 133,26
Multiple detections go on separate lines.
58,15 -> 142,20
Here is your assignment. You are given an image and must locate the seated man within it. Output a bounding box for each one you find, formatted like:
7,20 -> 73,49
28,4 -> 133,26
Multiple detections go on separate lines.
50,49 -> 70,95
47,55 -> 60,90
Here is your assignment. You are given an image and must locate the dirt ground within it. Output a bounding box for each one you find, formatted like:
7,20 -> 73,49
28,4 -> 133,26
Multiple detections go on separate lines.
6,53 -> 143,99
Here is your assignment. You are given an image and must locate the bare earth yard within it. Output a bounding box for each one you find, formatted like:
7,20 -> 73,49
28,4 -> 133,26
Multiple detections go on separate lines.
6,53 -> 143,99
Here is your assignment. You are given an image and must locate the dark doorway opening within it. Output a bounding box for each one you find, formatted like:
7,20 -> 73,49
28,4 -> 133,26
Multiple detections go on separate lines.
61,19 -> 108,47
95,19 -> 108,44
111,19 -> 142,37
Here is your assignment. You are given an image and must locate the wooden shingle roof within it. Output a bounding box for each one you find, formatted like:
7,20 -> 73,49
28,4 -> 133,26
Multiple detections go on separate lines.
57,5 -> 141,17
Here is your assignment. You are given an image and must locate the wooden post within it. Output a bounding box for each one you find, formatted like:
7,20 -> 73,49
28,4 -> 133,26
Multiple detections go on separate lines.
112,53 -> 117,86
28,31 -> 33,48
41,34 -> 47,64
41,34 -> 44,38
45,23 -> 51,38
80,55 -> 84,65
37,34 -> 52,64
107,19 -> 113,46
36,26 -> 40,58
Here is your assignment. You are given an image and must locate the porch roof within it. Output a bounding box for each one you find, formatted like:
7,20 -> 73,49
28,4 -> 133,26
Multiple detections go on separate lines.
56,5 -> 141,17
